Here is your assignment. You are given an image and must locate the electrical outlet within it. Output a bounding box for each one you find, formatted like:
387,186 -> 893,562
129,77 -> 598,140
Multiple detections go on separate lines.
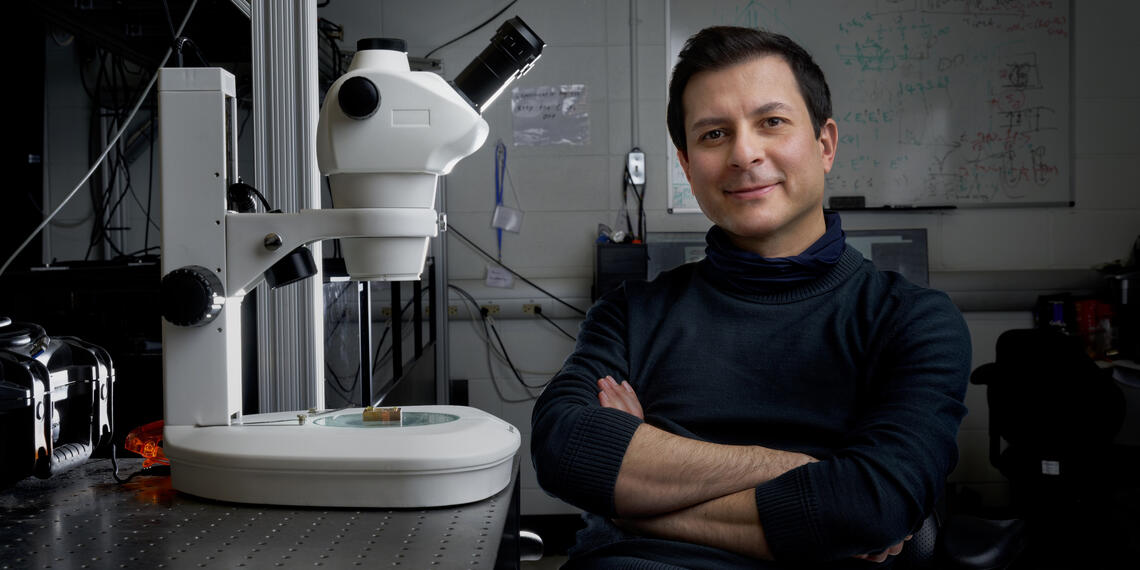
481,304 -> 500,315
523,303 -> 540,314
627,150 -> 646,185
381,307 -> 392,317
448,305 -> 458,316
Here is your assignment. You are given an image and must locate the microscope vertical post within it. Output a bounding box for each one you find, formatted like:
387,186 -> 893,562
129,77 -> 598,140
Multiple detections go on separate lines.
158,68 -> 243,427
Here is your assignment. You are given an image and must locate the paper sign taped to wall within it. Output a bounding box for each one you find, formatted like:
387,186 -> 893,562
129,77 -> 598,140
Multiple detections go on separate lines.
511,84 -> 589,146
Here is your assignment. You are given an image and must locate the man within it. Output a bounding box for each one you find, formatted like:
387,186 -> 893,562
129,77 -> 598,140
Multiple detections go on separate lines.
531,26 -> 970,568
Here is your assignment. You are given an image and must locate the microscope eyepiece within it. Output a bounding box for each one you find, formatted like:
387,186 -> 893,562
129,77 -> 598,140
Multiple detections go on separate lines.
357,38 -> 407,52
452,16 -> 545,113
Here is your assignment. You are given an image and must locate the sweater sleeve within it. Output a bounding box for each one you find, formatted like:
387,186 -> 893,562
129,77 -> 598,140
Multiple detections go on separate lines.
755,289 -> 971,561
530,287 -> 645,517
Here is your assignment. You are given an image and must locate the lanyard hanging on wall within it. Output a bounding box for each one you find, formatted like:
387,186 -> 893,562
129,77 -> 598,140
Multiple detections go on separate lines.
491,139 -> 524,260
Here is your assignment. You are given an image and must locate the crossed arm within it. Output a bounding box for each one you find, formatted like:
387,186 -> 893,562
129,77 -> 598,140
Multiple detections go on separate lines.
597,375 -> 908,563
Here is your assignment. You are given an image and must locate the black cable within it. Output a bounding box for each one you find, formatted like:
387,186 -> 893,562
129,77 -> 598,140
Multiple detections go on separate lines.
449,284 -> 542,403
448,225 -> 588,316
160,0 -> 179,45
247,185 -> 274,212
322,177 -> 342,259
448,283 -> 482,313
161,0 -> 184,67
117,245 -> 160,259
423,0 -> 518,59
85,49 -> 140,261
325,360 -> 359,399
110,444 -> 169,484
625,171 -> 637,240
487,315 -> 549,390
446,283 -> 548,390
622,155 -> 647,242
534,308 -> 577,341
322,283 -> 428,403
324,282 -> 364,399
98,147 -> 135,255
101,141 -> 133,234
370,324 -> 392,377
317,17 -> 345,84
86,135 -> 127,260
324,281 -> 357,338
83,55 -> 109,260
23,189 -> 44,216
176,37 -> 211,67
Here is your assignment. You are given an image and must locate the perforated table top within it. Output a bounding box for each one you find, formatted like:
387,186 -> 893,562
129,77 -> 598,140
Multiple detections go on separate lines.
0,458 -> 517,569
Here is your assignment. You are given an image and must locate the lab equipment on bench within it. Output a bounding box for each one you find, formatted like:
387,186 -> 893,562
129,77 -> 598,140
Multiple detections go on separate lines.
158,17 -> 543,507
0,317 -> 114,485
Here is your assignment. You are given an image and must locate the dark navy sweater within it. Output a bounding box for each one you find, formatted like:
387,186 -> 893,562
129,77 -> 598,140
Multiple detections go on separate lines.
530,245 -> 970,567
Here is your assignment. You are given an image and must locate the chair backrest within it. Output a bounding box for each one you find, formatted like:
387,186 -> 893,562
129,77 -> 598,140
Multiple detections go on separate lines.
971,328 -> 1125,456
895,512 -> 939,569
896,512 -> 1026,570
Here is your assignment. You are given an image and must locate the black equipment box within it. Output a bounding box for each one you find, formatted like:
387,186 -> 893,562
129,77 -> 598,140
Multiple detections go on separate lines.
0,261 -> 159,450
0,318 -> 114,486
593,243 -> 647,301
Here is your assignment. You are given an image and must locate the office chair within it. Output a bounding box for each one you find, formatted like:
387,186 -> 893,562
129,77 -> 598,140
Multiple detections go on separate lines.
895,510 -> 1025,570
969,328 -> 1126,567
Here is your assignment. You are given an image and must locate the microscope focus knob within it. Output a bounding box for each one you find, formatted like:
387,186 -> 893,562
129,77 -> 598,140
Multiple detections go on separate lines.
338,76 -> 380,120
161,266 -> 225,327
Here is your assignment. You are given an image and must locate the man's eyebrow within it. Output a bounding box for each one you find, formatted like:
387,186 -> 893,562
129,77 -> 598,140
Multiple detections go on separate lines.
687,101 -> 793,132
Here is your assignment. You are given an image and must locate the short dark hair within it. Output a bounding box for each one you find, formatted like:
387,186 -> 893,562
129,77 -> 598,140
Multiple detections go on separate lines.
667,26 -> 833,154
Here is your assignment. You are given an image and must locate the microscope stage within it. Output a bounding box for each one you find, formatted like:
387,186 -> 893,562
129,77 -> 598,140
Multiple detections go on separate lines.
164,405 -> 520,508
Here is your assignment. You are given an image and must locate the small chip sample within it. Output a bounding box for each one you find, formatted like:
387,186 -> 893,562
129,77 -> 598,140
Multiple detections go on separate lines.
362,406 -> 401,422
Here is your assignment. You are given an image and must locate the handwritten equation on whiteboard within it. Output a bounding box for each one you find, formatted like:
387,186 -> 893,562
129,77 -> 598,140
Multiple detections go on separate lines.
511,84 -> 590,146
668,0 -> 1072,209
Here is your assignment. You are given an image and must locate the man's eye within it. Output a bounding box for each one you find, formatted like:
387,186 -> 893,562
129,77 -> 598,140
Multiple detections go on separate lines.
700,129 -> 726,140
763,117 -> 785,128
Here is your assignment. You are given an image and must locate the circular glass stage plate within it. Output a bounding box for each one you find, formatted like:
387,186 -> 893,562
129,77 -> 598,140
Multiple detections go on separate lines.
313,411 -> 460,428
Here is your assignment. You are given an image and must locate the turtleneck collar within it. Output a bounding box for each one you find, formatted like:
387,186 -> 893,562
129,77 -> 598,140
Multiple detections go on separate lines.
700,211 -> 848,296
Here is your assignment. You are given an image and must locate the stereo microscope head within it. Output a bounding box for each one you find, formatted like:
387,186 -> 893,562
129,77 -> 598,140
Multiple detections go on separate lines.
315,17 -> 543,281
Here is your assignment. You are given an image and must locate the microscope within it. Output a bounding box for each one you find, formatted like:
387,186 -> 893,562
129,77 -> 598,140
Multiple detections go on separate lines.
157,18 -> 542,507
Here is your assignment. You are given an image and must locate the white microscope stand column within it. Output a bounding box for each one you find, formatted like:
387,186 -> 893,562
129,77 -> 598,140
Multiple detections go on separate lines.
158,68 -> 242,428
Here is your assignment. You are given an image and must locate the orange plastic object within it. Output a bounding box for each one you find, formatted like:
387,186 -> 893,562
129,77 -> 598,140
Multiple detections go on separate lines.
123,420 -> 169,468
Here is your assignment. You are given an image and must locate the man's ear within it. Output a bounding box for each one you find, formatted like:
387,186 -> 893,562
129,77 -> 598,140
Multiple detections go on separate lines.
818,118 -> 838,174
676,148 -> 692,182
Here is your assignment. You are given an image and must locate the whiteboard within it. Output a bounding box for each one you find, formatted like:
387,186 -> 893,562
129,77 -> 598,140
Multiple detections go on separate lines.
667,0 -> 1072,212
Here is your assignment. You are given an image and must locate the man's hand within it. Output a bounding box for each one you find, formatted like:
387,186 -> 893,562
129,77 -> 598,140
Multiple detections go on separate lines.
852,535 -> 911,563
597,375 -> 643,419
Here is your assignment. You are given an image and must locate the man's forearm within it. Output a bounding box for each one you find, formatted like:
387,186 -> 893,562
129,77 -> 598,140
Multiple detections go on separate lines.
616,489 -> 773,560
614,423 -> 815,517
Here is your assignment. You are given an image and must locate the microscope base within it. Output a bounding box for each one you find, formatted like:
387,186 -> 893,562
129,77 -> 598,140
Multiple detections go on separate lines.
164,405 -> 519,508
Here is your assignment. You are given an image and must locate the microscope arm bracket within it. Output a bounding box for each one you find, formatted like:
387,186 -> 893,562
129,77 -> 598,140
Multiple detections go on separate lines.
224,208 -> 439,295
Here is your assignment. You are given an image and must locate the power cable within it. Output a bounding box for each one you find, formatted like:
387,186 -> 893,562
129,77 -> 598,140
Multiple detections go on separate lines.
448,284 -> 550,402
533,307 -> 577,341
448,225 -> 588,316
486,316 -> 548,390
423,0 -> 518,59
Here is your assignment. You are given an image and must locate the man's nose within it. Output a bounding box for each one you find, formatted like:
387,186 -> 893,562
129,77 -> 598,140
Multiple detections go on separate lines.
728,130 -> 764,168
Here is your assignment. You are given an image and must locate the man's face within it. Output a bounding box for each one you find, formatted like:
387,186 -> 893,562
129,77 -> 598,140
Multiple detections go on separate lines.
677,55 -> 838,257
